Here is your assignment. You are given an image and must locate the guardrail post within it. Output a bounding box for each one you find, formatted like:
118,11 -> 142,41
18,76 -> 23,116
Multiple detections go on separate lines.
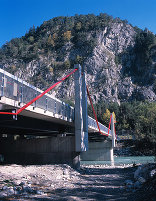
34,88 -> 37,109
45,97 -> 48,112
67,104 -> 70,121
1,70 -> 5,97
62,102 -> 65,120
20,81 -> 23,104
54,100 -> 56,115
111,113 -> 116,148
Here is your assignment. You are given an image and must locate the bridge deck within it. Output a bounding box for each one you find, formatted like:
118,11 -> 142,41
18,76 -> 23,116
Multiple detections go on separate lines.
0,68 -> 111,137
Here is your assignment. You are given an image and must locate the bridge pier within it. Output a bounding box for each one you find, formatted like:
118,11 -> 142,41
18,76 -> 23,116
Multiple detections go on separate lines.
80,139 -> 114,164
80,114 -> 116,165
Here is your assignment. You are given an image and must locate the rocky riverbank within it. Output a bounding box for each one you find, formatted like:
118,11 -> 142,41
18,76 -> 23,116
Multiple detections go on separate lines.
0,163 -> 155,200
124,163 -> 156,200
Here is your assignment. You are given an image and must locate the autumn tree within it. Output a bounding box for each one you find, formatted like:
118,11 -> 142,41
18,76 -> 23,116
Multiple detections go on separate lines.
63,31 -> 72,41
47,35 -> 55,47
64,60 -> 71,69
103,109 -> 111,126
75,55 -> 84,65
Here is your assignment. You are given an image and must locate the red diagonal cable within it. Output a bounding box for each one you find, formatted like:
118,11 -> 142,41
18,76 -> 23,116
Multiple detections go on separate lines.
0,68 -> 78,115
0,112 -> 16,115
86,85 -> 109,136
108,114 -> 112,135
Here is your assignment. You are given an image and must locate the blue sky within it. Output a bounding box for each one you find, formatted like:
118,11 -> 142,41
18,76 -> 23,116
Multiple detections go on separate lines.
0,0 -> 156,47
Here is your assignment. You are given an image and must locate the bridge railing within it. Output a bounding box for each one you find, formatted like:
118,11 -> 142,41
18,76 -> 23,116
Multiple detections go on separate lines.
88,116 -> 110,136
0,68 -> 74,122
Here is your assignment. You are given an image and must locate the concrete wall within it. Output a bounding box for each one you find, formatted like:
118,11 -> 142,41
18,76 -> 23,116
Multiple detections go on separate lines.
80,140 -> 114,162
0,136 -> 80,167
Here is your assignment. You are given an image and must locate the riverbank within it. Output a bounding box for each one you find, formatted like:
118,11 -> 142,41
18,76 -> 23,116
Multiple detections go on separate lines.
0,163 -> 155,200
114,140 -> 156,156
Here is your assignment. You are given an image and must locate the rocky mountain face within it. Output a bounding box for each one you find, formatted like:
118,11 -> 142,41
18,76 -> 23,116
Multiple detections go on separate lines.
0,14 -> 156,104
83,24 -> 136,104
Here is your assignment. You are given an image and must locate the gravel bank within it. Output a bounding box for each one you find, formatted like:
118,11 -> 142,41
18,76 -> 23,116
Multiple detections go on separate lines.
0,164 -> 153,200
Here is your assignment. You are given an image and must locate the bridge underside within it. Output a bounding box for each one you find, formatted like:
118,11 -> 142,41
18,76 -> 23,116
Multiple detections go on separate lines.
0,115 -> 104,137
0,101 -> 103,136
88,132 -> 108,142
0,114 -> 74,136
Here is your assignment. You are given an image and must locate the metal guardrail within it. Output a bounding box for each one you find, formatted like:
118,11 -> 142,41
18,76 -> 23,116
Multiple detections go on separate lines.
0,67 -> 111,136
88,116 -> 110,135
0,68 -> 74,121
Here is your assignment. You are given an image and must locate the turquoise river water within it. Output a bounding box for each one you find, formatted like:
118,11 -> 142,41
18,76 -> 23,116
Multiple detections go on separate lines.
81,156 -> 155,166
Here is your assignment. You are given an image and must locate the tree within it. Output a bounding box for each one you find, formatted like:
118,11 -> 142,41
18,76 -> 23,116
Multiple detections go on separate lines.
29,25 -> 35,35
63,31 -> 72,41
112,112 -> 116,122
75,55 -> 83,65
49,67 -> 53,74
52,33 -> 57,40
47,35 -> 55,47
64,60 -> 71,69
103,109 -> 111,126
10,64 -> 16,73
28,36 -> 34,43
75,22 -> 82,31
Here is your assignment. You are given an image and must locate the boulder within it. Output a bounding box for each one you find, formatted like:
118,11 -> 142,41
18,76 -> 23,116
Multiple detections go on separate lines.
137,176 -> 146,184
134,181 -> 142,189
134,164 -> 156,181
124,180 -> 134,190
150,169 -> 156,178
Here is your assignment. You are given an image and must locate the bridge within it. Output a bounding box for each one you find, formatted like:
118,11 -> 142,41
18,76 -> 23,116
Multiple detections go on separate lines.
0,64 -> 116,167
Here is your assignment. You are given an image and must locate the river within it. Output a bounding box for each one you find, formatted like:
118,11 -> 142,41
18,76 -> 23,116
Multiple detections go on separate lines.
81,156 -> 155,165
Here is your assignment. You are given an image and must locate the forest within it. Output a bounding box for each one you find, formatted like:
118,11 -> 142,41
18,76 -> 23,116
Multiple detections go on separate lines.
87,101 -> 156,154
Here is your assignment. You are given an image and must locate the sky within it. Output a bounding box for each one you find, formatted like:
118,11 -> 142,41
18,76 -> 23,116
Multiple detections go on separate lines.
0,0 -> 156,47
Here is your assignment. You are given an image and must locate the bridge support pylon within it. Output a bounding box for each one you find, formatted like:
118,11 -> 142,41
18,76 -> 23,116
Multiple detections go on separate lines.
74,64 -> 88,153
111,113 -> 116,148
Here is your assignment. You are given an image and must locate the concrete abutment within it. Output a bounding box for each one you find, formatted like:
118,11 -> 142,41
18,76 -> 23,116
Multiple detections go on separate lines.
0,135 -> 80,168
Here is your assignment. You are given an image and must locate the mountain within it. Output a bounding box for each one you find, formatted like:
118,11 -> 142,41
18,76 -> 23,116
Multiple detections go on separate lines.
0,13 -> 156,104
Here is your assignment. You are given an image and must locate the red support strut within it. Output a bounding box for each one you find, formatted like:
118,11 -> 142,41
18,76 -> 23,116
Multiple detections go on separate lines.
86,85 -> 109,136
